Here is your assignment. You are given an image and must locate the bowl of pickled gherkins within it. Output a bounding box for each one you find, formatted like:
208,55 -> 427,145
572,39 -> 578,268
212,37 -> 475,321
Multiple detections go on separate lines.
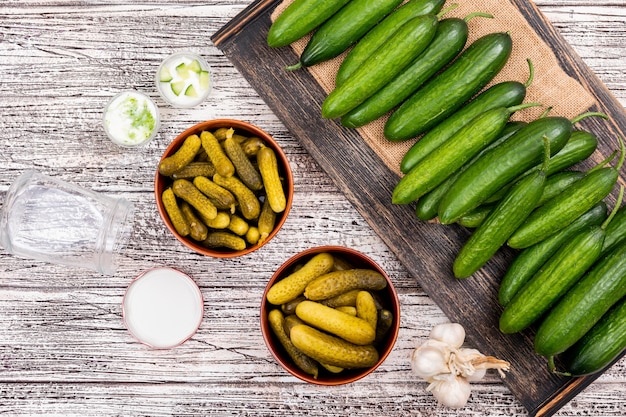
155,119 -> 293,258
261,246 -> 400,385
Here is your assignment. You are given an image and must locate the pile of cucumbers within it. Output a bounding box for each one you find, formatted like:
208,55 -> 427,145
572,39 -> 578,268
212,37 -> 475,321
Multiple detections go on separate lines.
268,0 -> 626,377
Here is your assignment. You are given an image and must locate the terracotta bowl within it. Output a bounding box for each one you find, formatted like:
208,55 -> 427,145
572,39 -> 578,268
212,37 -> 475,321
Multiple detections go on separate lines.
155,119 -> 293,258
261,246 -> 400,385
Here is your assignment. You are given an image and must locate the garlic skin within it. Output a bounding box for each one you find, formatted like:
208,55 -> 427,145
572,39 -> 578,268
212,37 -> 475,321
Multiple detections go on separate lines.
411,323 -> 511,409
429,323 -> 465,349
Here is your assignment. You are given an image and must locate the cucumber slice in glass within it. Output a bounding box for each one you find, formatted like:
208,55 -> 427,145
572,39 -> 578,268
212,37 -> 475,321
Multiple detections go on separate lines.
171,80 -> 187,96
176,62 -> 190,79
199,71 -> 210,90
159,66 -> 173,82
184,84 -> 198,98
188,59 -> 202,73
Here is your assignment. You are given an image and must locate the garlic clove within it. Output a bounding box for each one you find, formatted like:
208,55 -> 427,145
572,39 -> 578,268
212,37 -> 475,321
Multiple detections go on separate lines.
429,322 -> 465,349
427,374 -> 472,409
411,341 -> 451,379
464,367 -> 487,382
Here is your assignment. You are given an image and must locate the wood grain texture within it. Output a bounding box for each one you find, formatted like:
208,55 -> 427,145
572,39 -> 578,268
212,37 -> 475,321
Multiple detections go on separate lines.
0,1 -> 624,416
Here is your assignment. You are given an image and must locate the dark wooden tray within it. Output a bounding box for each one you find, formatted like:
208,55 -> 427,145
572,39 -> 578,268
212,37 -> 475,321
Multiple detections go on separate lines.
211,1 -> 626,416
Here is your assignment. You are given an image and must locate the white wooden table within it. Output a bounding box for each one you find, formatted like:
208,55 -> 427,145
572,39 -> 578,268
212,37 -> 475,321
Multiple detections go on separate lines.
0,1 -> 624,416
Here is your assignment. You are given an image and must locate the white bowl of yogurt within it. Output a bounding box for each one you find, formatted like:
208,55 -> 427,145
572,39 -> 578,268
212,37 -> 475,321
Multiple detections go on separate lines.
103,90 -> 160,148
156,51 -> 212,108
123,267 -> 204,349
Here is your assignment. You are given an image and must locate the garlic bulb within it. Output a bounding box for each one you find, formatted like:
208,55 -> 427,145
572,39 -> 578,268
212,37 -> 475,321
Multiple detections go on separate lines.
411,323 -> 510,409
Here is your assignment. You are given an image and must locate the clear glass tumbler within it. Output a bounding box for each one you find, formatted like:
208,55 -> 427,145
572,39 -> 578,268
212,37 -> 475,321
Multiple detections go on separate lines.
0,170 -> 134,275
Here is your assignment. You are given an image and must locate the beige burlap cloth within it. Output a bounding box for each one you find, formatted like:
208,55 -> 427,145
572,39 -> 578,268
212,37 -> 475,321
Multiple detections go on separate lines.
271,0 -> 597,176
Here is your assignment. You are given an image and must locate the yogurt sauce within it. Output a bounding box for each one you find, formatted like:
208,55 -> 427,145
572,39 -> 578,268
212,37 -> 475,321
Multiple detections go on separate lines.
123,267 -> 204,349
103,91 -> 159,147
156,52 -> 212,108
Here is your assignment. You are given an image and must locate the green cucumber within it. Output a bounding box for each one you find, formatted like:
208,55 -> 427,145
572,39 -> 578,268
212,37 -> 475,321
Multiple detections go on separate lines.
335,0 -> 446,87
498,194 -> 623,334
534,234 -> 626,356
508,137 -> 624,249
322,15 -> 439,119
415,121 -> 526,221
458,170 -> 586,228
453,137 -> 551,279
267,0 -> 352,48
290,0 -> 403,69
437,116 -> 574,225
384,32 -> 512,141
483,130 -> 599,204
400,65 -> 533,173
392,103 -> 539,204
498,202 -> 607,306
455,204 -> 495,229
340,16 -> 471,129
601,204 -> 626,254
556,296 -> 626,376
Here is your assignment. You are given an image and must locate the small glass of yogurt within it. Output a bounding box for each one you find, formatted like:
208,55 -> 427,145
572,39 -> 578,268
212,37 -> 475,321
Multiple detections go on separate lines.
103,90 -> 160,148
156,51 -> 212,108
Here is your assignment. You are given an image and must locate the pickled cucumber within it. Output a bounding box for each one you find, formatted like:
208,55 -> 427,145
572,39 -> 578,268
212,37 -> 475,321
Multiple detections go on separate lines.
257,198 -> 276,245
356,291 -> 378,330
304,269 -> 387,301
159,134 -> 202,176
375,309 -> 394,346
200,130 -> 235,177
199,211 -> 231,230
227,214 -> 250,236
281,295 -> 306,316
336,306 -> 357,316
223,136 -> 263,191
213,127 -> 233,141
268,309 -> 319,379
179,201 -> 208,241
245,226 -> 260,245
257,146 -> 287,213
162,188 -> 190,237
266,252 -> 335,305
331,256 -> 355,271
192,176 -> 237,213
290,324 -> 379,369
320,289 -> 361,308
201,231 -> 246,251
171,161 -> 216,180
282,313 -> 305,335
172,179 -> 217,221
213,174 -> 261,221
241,136 -> 266,157
295,300 -> 376,345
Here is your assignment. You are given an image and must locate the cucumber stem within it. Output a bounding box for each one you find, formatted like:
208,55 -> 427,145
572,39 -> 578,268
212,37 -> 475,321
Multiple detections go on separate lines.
285,62 -> 303,71
539,107 -> 553,118
616,136 -> 625,170
507,102 -> 542,113
524,59 -> 535,88
437,3 -> 460,18
602,185 -> 624,230
587,150 -> 618,174
463,11 -> 494,22
570,111 -> 609,124
548,356 -> 572,377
